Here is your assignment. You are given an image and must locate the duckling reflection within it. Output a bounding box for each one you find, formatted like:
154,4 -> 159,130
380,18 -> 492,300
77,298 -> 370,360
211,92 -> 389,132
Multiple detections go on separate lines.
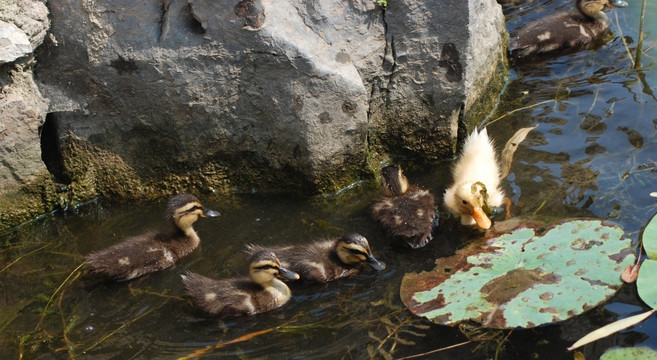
372,165 -> 436,248
85,194 -> 220,281
444,128 -> 504,230
247,233 -> 385,283
508,0 -> 628,58
181,250 -> 299,318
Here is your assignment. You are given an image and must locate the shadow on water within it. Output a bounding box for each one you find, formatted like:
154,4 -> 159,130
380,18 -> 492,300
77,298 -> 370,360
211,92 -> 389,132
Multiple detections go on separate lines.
3,1 -> 657,359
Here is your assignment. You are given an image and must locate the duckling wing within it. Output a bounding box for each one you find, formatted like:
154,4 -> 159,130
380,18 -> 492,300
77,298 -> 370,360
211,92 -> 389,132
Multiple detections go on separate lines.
372,190 -> 436,248
85,232 -> 180,281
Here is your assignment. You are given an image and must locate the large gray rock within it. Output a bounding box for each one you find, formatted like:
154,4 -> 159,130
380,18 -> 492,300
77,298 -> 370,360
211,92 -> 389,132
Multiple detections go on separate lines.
33,0 -> 506,198
0,0 -> 507,230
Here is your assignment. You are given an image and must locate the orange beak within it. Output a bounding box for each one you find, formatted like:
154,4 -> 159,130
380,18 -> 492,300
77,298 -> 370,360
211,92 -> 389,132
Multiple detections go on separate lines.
472,206 -> 492,230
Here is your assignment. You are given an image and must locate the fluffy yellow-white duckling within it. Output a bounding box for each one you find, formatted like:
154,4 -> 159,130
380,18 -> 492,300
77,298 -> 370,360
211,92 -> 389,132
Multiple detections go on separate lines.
444,128 -> 504,230
85,194 -> 220,281
509,0 -> 629,58
372,165 -> 436,248
247,233 -> 385,283
181,250 -> 299,318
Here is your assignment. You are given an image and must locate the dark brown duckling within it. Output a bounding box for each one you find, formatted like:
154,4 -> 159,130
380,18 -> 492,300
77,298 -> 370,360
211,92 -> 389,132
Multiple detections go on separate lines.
372,165 -> 436,248
247,233 -> 385,283
508,0 -> 628,58
85,194 -> 220,281
181,250 -> 299,318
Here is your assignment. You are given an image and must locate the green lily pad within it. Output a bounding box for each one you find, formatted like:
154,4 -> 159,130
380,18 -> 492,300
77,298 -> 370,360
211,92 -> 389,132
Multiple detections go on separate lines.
637,259 -> 657,308
400,220 -> 634,329
600,347 -> 657,360
642,212 -> 657,259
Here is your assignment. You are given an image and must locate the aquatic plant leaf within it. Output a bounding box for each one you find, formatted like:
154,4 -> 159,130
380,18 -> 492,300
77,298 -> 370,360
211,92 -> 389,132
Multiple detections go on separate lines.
600,346 -> 657,360
568,308 -> 656,350
400,220 -> 634,329
637,259 -> 657,308
642,212 -> 657,259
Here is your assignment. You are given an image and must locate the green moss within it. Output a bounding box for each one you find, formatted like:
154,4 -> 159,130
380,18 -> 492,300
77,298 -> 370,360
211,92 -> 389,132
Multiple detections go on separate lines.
0,172 -> 60,232
463,44 -> 509,130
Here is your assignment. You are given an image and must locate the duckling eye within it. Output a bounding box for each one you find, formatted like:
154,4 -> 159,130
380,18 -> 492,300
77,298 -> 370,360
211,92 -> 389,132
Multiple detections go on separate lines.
348,249 -> 365,256
255,264 -> 277,271
461,200 -> 468,205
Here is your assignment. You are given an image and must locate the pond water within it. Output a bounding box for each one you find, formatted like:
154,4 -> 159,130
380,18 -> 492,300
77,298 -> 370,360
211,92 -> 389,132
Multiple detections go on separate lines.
2,1 -> 657,359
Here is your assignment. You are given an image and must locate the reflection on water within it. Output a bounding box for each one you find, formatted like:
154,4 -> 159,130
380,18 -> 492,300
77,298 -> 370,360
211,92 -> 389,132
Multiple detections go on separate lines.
3,1 -> 657,359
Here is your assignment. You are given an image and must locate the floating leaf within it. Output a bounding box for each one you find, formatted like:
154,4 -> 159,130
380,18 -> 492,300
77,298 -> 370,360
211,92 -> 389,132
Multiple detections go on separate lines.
642,212 -> 657,259
400,220 -> 634,329
637,259 -> 657,308
600,346 -> 657,360
567,308 -> 656,350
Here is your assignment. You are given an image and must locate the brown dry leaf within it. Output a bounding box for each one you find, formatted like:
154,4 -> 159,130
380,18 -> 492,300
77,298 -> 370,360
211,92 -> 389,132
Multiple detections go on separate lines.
500,125 -> 537,178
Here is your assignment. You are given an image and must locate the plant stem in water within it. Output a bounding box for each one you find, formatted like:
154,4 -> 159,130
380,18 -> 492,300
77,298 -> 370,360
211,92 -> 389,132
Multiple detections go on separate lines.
634,0 -> 647,69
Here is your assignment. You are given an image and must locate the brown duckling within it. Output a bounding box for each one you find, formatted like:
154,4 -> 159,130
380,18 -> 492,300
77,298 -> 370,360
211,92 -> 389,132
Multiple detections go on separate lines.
246,233 -> 385,283
508,0 -> 628,58
372,165 -> 436,248
85,194 -> 220,281
181,250 -> 299,318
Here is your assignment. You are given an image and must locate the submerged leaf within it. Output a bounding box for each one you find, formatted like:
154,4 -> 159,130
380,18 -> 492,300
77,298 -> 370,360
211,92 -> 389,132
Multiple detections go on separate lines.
567,308 -> 656,351
400,220 -> 634,329
600,346 -> 657,359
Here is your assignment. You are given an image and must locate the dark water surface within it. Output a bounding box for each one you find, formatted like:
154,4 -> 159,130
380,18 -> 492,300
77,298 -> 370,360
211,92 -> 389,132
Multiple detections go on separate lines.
3,2 -> 657,359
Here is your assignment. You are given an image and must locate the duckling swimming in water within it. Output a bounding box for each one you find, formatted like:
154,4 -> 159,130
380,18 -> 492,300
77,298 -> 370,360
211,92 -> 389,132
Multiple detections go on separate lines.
508,0 -> 629,58
247,233 -> 385,283
444,128 -> 504,230
85,194 -> 220,281
372,165 -> 436,248
181,250 -> 299,318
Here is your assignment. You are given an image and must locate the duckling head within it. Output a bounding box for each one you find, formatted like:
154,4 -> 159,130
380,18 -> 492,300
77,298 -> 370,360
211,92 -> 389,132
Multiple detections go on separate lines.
167,194 -> 220,234
335,233 -> 386,271
445,182 -> 492,230
578,0 -> 628,24
249,250 -> 300,286
380,165 -> 409,197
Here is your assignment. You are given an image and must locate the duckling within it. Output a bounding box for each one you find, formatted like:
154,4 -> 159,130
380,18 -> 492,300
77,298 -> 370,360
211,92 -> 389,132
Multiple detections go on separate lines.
508,0 -> 629,58
372,165 -> 436,248
85,194 -> 220,281
444,128 -> 504,230
181,250 -> 299,318
247,233 -> 385,282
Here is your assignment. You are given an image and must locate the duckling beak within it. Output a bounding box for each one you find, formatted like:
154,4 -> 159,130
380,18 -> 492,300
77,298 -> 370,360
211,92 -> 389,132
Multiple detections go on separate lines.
201,208 -> 220,218
609,0 -> 628,7
277,266 -> 300,281
472,206 -> 492,230
366,254 -> 386,271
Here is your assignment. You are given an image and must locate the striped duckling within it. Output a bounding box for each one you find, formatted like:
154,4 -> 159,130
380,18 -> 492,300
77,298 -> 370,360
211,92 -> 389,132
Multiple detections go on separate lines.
247,233 -> 385,283
181,250 -> 299,318
85,194 -> 220,281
